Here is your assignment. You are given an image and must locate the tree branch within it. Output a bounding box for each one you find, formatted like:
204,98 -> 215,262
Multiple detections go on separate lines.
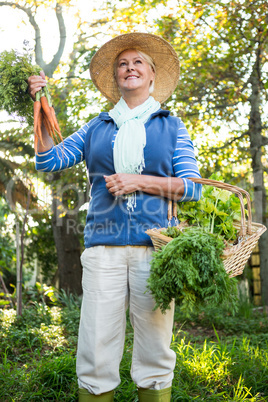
0,2 -> 44,67
199,131 -> 249,155
0,1 -> 66,77
44,3 -> 67,77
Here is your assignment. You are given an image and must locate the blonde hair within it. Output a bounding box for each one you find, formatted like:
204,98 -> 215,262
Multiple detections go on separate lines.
114,49 -> 156,94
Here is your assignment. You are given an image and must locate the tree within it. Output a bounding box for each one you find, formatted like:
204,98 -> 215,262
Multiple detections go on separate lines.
2,0 -> 268,301
0,0 -> 68,78
0,199 -> 16,295
0,117 -> 40,206
0,0 -> 85,294
168,0 -> 268,304
93,0 -> 268,302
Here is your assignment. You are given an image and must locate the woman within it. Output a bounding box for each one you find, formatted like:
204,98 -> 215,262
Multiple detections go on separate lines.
28,33 -> 202,402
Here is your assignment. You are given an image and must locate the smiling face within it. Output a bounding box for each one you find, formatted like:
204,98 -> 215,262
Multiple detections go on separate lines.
114,49 -> 155,100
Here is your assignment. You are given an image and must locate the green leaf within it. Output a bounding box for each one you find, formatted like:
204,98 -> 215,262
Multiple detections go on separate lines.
0,48 -> 42,126
212,188 -> 231,203
147,227 -> 238,316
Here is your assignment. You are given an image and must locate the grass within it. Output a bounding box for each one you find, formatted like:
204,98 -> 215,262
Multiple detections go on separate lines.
0,294 -> 268,401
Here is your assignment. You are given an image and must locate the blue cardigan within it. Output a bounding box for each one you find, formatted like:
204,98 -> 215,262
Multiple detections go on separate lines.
36,109 -> 202,248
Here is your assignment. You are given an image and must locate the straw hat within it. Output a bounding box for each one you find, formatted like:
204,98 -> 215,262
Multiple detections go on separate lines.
89,32 -> 180,104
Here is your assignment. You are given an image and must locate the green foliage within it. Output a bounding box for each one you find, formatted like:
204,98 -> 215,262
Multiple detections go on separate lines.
172,336 -> 268,401
56,288 -> 82,310
0,232 -> 15,276
25,216 -> 57,282
177,172 -> 243,242
23,282 -> 58,305
0,306 -> 78,401
0,200 -> 16,293
147,227 -> 238,315
0,128 -> 34,158
174,303 -> 268,337
0,298 -> 268,401
161,225 -> 182,239
0,0 -> 266,308
0,43 -> 42,126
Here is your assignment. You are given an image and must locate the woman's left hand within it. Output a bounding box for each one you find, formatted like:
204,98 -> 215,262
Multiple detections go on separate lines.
104,173 -> 185,201
104,174 -> 141,196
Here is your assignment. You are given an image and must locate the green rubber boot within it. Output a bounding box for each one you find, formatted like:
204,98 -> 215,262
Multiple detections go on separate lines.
78,388 -> 114,402
138,387 -> 172,402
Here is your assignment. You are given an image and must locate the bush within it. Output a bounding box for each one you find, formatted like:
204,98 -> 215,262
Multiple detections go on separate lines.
0,294 -> 267,401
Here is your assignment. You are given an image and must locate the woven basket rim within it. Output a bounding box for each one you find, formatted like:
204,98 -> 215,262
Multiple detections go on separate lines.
146,178 -> 267,277
146,220 -> 266,244
146,222 -> 266,276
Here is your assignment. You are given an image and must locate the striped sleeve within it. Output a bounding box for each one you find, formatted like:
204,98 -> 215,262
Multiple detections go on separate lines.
35,122 -> 90,172
172,119 -> 202,202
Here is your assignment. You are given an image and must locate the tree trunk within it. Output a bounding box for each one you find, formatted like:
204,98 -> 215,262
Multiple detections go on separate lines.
0,1 -> 84,294
16,220 -> 22,316
248,56 -> 268,305
0,2 -> 67,79
51,182 -> 83,295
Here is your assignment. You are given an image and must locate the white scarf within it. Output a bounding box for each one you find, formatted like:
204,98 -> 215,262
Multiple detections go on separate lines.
108,96 -> 160,211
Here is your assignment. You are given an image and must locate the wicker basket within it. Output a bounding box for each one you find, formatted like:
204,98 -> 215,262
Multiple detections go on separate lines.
146,178 -> 267,278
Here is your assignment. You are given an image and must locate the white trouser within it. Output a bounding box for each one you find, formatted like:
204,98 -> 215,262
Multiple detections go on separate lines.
76,245 -> 176,395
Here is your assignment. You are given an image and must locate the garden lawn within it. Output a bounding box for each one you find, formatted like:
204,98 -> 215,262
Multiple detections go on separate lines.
0,297 -> 268,401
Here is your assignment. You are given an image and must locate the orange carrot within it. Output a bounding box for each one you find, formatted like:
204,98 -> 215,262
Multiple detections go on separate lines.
34,133 -> 38,153
36,108 -> 44,150
33,85 -> 63,152
50,106 -> 62,135
50,106 -> 60,133
42,109 -> 64,159
41,95 -> 55,132
40,94 -> 64,147
33,100 -> 41,136
33,100 -> 42,152
42,109 -> 54,139
50,106 -> 63,143
39,110 -> 44,140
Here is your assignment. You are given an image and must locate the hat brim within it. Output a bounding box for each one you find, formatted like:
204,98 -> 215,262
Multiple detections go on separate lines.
89,32 -> 180,104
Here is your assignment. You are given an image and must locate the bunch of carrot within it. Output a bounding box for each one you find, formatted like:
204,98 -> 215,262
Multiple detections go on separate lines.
33,85 -> 63,152
0,48 -> 62,148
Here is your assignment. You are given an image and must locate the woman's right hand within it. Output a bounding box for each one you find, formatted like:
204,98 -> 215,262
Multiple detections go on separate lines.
27,71 -> 47,101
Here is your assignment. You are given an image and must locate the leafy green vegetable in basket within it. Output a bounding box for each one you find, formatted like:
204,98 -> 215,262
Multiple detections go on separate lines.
147,227 -> 238,316
0,44 -> 42,126
177,172 -> 244,242
161,226 -> 182,239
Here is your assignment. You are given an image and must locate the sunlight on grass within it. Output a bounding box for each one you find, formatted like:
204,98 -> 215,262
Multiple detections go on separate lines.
1,298 -> 268,401
0,308 -> 16,329
232,376 -> 255,401
173,338 -> 231,384
171,327 -> 268,401
30,323 -> 67,350
49,306 -> 63,324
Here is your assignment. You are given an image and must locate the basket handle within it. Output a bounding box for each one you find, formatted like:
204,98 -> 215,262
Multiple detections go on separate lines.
168,178 -> 252,236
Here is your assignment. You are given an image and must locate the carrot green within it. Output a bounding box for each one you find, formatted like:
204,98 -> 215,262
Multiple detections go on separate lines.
0,46 -> 42,126
176,172 -> 243,242
147,227 -> 238,316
